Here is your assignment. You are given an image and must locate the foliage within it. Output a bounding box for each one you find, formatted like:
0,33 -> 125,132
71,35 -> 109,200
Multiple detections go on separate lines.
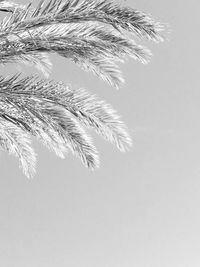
0,0 -> 165,177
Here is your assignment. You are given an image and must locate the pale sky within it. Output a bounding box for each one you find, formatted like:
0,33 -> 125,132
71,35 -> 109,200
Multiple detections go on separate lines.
0,0 -> 199,266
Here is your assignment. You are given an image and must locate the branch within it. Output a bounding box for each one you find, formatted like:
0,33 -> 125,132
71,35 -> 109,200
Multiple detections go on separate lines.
0,23 -> 151,88
0,0 -> 165,42
0,0 -> 166,88
0,74 -> 132,176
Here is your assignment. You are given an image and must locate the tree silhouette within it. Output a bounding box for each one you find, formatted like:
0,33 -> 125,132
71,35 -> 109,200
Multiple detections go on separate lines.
0,0 -> 166,177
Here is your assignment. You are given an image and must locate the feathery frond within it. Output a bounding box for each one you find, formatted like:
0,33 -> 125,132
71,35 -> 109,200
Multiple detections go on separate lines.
0,22 -> 152,88
0,0 -> 165,88
0,0 -> 166,177
0,0 -> 165,41
0,74 -> 133,174
0,75 -> 132,149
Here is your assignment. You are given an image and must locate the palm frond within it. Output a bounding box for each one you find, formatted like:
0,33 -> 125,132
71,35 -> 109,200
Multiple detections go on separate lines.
0,74 -> 133,175
0,75 -> 132,151
0,0 -> 166,177
0,22 -> 152,87
0,0 -> 165,88
0,0 -> 165,42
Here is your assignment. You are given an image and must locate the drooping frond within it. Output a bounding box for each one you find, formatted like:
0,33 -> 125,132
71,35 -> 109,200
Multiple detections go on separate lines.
0,22 -> 151,88
0,74 -> 132,175
0,75 -> 132,151
0,0 -> 166,177
0,0 -> 166,42
0,0 -> 166,88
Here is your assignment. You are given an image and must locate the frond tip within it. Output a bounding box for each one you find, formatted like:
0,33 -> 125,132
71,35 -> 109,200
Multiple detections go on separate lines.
0,118 -> 36,178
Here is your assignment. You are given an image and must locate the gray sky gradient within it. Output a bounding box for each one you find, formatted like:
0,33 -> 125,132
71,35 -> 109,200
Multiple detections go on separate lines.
0,0 -> 200,266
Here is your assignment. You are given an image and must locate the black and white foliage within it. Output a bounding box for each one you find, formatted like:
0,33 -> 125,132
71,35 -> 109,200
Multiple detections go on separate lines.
0,0 -> 166,177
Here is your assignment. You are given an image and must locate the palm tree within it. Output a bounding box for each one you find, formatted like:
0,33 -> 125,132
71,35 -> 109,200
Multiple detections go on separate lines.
0,0 -> 166,178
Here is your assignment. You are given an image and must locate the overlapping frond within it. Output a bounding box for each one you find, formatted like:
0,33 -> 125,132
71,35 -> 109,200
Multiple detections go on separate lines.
0,74 -> 132,175
0,0 -> 166,177
0,22 -> 152,88
0,0 -> 165,88
0,0 -> 166,41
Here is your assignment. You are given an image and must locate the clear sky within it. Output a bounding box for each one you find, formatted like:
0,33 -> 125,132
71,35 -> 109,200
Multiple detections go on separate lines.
0,0 -> 199,266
